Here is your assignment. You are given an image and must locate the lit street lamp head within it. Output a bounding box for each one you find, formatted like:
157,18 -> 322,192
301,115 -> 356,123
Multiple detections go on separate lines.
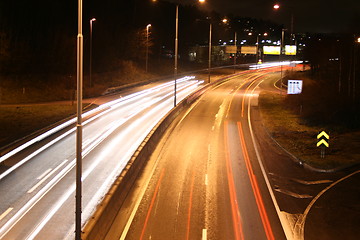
273,4 -> 280,10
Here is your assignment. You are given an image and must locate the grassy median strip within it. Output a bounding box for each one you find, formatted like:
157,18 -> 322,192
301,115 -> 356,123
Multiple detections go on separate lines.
0,104 -> 97,148
259,91 -> 360,170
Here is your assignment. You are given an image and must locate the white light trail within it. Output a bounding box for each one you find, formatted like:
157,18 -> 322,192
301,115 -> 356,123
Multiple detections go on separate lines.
0,77 -> 203,239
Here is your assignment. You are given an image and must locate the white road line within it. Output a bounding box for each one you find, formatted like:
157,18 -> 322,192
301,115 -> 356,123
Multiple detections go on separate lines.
119,159 -> 161,240
28,160 -> 68,194
1,79 -> 202,240
0,79 -> 195,180
248,79 -> 294,240
296,169 -> 360,239
205,174 -> 208,186
36,169 -> 52,180
0,208 -> 13,222
176,192 -> 181,216
202,229 -> 207,240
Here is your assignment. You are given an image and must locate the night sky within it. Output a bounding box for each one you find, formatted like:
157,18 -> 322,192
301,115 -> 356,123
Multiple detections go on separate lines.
169,0 -> 360,33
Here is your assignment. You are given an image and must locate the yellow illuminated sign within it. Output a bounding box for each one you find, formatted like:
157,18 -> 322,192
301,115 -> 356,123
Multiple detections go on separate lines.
241,46 -> 257,54
285,45 -> 297,55
317,131 -> 329,148
263,46 -> 280,55
226,46 -> 237,54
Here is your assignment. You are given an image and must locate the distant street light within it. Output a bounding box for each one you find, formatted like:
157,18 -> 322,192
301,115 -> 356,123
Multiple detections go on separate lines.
146,24 -> 151,73
89,18 -> 96,87
273,3 -> 295,42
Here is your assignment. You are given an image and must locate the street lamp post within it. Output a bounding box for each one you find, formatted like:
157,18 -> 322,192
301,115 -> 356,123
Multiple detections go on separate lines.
173,0 -> 205,107
208,22 -> 212,83
76,0 -> 83,239
280,28 -> 285,93
196,17 -> 212,83
233,31 -> 237,73
256,34 -> 259,66
174,4 -> 179,107
146,24 -> 151,73
89,18 -> 96,88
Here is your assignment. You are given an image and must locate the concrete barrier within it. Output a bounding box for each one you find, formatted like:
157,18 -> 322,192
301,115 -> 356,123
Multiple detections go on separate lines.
82,73 -> 241,240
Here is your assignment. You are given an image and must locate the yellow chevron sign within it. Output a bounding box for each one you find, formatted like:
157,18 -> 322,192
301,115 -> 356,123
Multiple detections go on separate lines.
317,139 -> 329,148
317,131 -> 329,140
317,131 -> 329,148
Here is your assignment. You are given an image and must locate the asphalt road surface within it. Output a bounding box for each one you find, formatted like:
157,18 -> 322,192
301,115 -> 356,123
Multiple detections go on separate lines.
106,69 -> 288,240
105,66 -> 360,240
0,76 -> 203,240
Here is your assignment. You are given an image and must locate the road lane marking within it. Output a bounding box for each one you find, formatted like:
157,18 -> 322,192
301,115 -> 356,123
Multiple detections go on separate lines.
186,171 -> 196,240
224,122 -> 244,240
225,80 -> 248,118
274,188 -> 312,199
140,168 -> 165,240
202,228 -> 207,240
205,174 -> 208,186
2,116 -> 139,239
225,74 -> 264,119
119,161 -> 163,240
28,160 -> 68,194
247,79 -> 294,239
0,79 -> 198,180
36,169 -> 52,180
296,169 -> 360,239
240,74 -> 267,117
176,192 -> 181,216
0,208 -> 13,222
237,122 -> 275,240
0,79 -> 202,239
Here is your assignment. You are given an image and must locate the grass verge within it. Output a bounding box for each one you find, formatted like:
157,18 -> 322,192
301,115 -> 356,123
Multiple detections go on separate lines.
0,104 -> 97,148
259,91 -> 360,170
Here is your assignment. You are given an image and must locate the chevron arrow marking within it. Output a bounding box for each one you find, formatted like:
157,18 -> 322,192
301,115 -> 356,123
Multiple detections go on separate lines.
317,131 -> 329,140
317,139 -> 329,148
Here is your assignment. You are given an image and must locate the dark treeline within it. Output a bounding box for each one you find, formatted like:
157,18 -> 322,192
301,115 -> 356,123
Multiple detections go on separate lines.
0,0 -> 284,77
289,33 -> 360,128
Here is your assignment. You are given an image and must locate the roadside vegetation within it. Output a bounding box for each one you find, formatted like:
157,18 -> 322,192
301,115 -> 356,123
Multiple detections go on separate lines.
259,70 -> 360,170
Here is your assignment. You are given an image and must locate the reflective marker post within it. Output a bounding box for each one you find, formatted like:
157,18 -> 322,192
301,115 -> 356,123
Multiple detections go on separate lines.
317,131 -> 329,159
